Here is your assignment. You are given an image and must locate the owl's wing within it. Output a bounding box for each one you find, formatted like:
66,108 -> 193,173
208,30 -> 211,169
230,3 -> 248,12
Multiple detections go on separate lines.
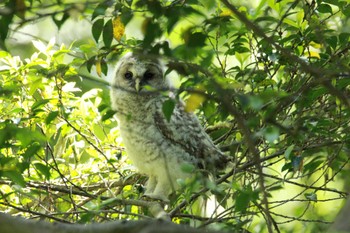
154,100 -> 227,171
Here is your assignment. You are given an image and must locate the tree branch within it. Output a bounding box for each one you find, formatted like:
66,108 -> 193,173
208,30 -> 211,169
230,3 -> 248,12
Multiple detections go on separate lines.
0,213 -> 225,233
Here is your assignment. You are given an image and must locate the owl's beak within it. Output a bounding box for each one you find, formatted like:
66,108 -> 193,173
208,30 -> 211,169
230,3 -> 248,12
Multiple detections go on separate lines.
135,78 -> 141,92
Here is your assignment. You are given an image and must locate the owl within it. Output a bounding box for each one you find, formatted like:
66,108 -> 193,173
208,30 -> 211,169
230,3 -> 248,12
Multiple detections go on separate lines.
110,53 -> 227,202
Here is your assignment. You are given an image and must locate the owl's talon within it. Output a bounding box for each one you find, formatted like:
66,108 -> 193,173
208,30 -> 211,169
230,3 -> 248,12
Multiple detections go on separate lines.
142,193 -> 170,203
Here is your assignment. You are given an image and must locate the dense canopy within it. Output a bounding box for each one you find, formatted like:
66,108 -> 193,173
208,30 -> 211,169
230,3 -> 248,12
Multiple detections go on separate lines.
0,0 -> 350,232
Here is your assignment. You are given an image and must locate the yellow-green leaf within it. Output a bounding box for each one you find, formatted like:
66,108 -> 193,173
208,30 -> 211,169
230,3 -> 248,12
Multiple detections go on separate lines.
112,16 -> 125,42
96,59 -> 102,77
185,92 -> 206,112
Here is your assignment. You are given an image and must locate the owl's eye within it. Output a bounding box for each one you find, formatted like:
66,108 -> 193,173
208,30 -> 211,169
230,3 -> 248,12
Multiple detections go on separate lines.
143,71 -> 154,81
124,71 -> 133,80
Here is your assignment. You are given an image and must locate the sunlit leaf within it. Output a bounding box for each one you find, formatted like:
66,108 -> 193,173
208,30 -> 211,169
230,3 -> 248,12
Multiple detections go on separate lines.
220,8 -> 232,17
32,40 -> 48,53
307,51 -> 320,59
31,99 -> 50,112
112,16 -> 125,42
96,59 -> 102,77
185,92 -> 206,113
62,82 -> 81,92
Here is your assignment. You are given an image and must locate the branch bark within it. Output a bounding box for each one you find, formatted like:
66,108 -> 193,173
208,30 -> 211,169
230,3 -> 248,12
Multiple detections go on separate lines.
0,213 -> 225,233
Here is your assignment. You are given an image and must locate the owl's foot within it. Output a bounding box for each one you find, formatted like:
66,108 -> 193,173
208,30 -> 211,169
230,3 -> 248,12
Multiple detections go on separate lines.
142,193 -> 170,203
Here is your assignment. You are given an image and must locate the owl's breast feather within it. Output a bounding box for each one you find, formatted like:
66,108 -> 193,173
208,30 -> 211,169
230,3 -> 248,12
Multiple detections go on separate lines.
112,92 -> 199,173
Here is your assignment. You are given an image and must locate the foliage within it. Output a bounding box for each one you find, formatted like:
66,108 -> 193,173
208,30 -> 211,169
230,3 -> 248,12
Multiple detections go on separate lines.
1,0 -> 350,232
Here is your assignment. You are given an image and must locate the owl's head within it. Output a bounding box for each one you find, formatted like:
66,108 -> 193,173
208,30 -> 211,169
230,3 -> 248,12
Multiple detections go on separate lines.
112,53 -> 167,94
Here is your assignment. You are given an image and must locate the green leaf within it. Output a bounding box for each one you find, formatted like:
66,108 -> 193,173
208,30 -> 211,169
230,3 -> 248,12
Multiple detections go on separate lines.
339,33 -> 350,44
303,156 -> 324,173
318,4 -> 332,14
264,126 -> 280,143
235,190 -> 251,212
181,163 -> 195,173
125,0 -> 133,7
164,6 -> 181,33
46,111 -> 59,125
147,0 -> 163,17
34,163 -> 51,180
121,7 -> 134,25
31,99 -> 50,112
92,2 -> 109,20
143,20 -> 162,47
162,99 -> 176,122
0,1 -> 15,41
86,56 -> 96,73
326,35 -> 338,50
2,170 -> 26,187
101,58 -> 108,76
103,19 -> 113,48
187,32 -> 207,47
102,109 -> 116,121
98,104 -> 109,112
284,144 -> 295,160
52,12 -> 70,30
23,142 -> 41,161
304,192 -> 317,201
281,162 -> 293,172
78,212 -> 96,224
202,0 -> 216,9
342,5 -> 350,17
92,18 -> 104,42
16,128 -> 45,147
0,51 -> 9,58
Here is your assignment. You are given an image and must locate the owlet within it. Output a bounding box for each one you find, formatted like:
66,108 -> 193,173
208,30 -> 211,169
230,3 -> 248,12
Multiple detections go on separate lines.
110,53 -> 227,202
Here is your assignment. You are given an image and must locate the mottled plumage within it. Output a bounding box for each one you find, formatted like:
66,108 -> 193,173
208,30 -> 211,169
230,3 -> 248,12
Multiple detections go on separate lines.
110,53 -> 226,201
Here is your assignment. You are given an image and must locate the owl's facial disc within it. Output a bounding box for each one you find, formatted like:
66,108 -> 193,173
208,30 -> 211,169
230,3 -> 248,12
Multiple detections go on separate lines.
122,70 -> 154,92
123,67 -> 159,92
115,53 -> 165,94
